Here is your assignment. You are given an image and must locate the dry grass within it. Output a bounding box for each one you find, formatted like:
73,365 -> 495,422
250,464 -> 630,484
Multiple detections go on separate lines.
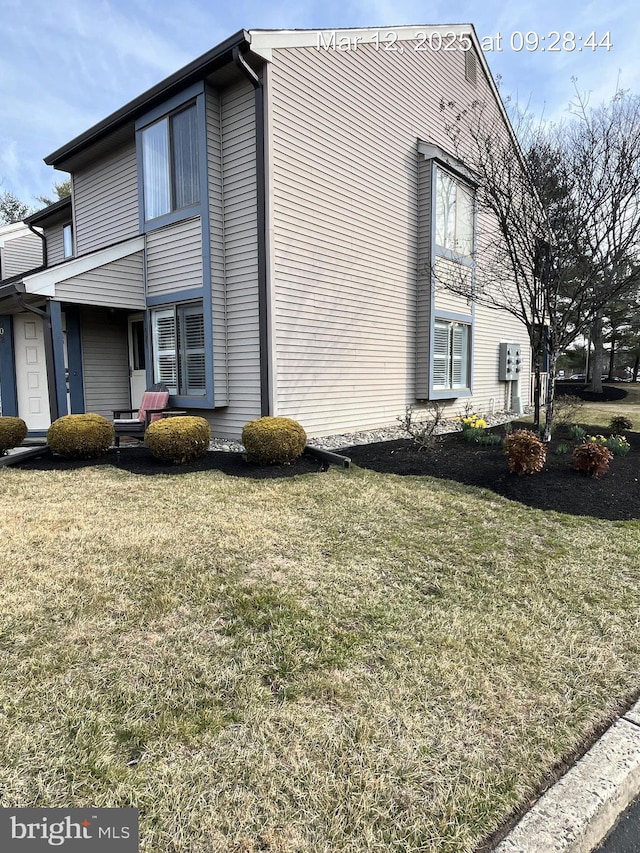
1,464 -> 639,851
559,383 -> 640,431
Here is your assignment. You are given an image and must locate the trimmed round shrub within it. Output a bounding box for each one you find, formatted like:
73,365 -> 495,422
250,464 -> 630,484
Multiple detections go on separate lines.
48,414 -> 115,459
0,417 -> 28,454
504,428 -> 547,475
242,416 -> 307,465
572,441 -> 614,478
145,416 -> 211,464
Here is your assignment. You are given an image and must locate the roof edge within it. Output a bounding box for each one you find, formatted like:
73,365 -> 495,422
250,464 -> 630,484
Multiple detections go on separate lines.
44,28 -> 251,169
24,196 -> 72,226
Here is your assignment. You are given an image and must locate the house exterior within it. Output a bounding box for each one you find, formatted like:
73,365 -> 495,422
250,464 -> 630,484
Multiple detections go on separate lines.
0,25 -> 532,438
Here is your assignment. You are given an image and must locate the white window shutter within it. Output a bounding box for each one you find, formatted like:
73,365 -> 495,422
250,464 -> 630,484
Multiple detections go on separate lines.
433,321 -> 451,388
180,304 -> 206,396
152,308 -> 177,393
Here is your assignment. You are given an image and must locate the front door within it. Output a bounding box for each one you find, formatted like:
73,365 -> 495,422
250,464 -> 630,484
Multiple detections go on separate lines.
14,313 -> 51,431
128,313 -> 147,407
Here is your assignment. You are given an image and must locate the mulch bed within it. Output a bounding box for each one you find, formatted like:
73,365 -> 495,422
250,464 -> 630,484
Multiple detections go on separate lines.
344,423 -> 640,521
17,447 -> 327,480
15,417 -> 640,520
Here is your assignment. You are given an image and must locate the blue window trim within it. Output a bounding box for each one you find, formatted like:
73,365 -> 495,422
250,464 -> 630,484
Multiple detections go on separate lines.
428,159 -> 476,400
147,294 -> 215,409
138,81 -> 217,410
429,313 -> 474,400
135,82 -> 206,234
146,287 -> 204,307
49,301 -> 68,417
0,315 -> 18,417
65,306 -> 85,413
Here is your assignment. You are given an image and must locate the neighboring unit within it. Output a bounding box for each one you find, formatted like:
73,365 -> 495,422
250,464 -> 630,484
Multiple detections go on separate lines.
0,25 -> 533,438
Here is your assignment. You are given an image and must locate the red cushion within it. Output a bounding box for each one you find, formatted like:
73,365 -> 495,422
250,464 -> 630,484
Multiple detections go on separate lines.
138,390 -> 169,423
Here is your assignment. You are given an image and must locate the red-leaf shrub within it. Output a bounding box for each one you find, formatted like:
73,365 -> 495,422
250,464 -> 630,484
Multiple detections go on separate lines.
572,442 -> 614,478
504,429 -> 546,475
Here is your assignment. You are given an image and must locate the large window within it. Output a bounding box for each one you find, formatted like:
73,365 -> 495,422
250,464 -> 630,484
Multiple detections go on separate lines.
151,301 -> 205,396
433,319 -> 470,390
435,167 -> 474,259
142,104 -> 199,221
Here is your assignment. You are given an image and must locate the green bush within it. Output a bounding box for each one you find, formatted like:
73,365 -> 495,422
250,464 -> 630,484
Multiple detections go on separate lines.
48,414 -> 114,459
568,424 -> 587,442
145,416 -> 211,464
605,434 -> 631,457
609,415 -> 633,432
504,429 -> 547,475
572,441 -> 613,478
0,417 -> 27,454
242,416 -> 307,465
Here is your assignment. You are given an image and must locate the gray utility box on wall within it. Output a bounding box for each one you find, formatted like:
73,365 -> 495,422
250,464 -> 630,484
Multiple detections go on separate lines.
499,342 -> 523,381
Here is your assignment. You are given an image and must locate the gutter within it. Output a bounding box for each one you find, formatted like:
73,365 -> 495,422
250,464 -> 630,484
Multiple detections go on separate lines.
46,30 -> 252,169
233,46 -> 271,418
25,222 -> 47,268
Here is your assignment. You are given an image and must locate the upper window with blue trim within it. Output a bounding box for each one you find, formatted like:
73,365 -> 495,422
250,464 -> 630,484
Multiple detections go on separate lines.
141,103 -> 200,222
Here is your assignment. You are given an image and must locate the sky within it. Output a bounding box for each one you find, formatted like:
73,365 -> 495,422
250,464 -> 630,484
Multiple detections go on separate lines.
1,0 -> 638,206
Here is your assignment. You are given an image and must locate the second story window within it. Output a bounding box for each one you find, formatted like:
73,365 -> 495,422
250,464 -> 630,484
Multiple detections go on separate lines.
141,103 -> 199,221
435,167 -> 474,259
63,223 -> 74,258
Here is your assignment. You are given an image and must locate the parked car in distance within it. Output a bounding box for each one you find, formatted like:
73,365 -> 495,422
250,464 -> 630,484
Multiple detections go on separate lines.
569,374 -> 586,381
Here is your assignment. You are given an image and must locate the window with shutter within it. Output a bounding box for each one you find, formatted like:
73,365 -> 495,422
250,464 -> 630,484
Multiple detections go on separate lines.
151,301 -> 206,397
432,319 -> 470,390
180,304 -> 206,396
152,308 -> 178,393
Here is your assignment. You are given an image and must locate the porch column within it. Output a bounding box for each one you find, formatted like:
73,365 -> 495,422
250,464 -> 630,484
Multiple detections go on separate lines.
48,301 -> 68,418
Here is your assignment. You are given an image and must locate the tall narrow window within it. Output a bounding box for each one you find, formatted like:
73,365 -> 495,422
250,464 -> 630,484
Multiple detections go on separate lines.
151,301 -> 205,396
63,223 -> 74,258
141,103 -> 199,222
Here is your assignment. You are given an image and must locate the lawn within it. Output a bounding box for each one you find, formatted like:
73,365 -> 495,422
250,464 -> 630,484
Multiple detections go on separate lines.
1,460 -> 640,852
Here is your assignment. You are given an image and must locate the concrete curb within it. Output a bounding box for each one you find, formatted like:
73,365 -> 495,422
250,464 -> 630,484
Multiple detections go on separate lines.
494,701 -> 640,852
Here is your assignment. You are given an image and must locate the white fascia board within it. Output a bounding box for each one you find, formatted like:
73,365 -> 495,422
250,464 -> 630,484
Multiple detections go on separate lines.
249,24 -> 475,61
0,222 -> 38,248
22,236 -> 145,296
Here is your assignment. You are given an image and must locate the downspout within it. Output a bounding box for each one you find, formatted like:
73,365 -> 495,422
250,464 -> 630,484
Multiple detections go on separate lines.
233,46 -> 271,417
13,293 -> 59,423
25,222 -> 47,268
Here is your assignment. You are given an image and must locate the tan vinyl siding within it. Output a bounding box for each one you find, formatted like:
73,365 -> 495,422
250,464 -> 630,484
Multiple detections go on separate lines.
205,78 -> 260,437
73,139 -> 138,256
146,217 -> 203,298
80,307 -> 130,417
55,252 -> 145,309
206,86 -> 229,406
269,43 -> 528,434
1,233 -> 42,278
46,225 -> 65,266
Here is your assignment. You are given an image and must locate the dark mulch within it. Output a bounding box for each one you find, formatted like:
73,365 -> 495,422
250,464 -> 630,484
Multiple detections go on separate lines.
555,381 -> 629,402
15,423 -> 640,519
17,446 -> 327,479
344,424 -> 640,521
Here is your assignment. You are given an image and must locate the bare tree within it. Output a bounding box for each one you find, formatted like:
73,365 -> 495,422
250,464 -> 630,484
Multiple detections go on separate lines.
438,89 -> 640,439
